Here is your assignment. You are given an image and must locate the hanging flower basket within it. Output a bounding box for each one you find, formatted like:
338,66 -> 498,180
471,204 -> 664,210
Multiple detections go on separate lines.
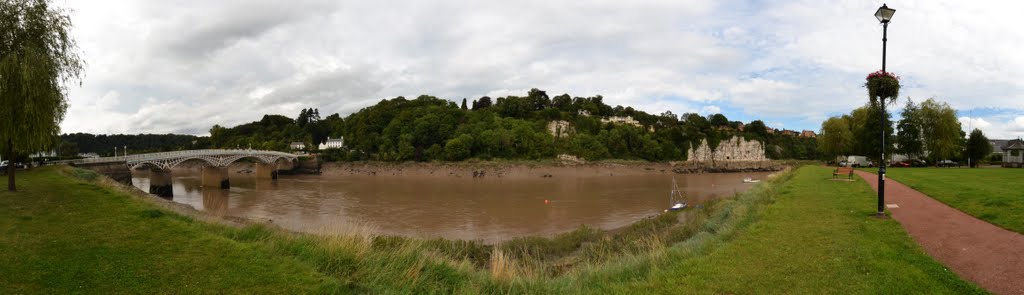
865,70 -> 900,100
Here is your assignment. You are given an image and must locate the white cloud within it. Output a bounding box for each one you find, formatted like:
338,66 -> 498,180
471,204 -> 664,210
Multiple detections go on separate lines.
700,105 -> 721,115
57,0 -> 1024,137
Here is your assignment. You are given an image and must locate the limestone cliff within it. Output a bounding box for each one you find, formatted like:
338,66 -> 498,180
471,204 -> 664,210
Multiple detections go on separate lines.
686,136 -> 766,163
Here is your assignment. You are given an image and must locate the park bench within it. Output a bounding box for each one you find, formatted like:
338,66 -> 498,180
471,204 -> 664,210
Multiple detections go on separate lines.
833,167 -> 854,179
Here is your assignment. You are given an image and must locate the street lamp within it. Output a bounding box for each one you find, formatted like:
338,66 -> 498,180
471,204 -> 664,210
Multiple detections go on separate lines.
875,3 -> 895,217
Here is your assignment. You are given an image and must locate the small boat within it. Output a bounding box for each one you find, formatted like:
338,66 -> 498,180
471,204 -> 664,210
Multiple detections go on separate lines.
743,177 -> 760,183
668,177 -> 687,210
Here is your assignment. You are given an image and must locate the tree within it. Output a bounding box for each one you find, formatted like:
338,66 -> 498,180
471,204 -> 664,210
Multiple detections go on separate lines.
965,128 -> 992,168
708,113 -> 729,127
460,98 -> 467,110
57,141 -> 78,157
0,0 -> 84,191
848,105 -> 893,162
745,120 -> 768,139
919,98 -> 962,163
818,116 -> 853,161
473,96 -> 492,110
895,99 -> 923,159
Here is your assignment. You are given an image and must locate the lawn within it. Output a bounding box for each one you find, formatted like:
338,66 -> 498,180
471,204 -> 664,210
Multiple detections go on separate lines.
581,165 -> 985,294
0,166 -> 985,294
882,167 -> 1024,234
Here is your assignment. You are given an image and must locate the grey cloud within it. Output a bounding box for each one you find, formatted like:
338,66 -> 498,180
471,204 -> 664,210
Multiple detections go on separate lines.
60,0 -> 1024,137
259,66 -> 384,109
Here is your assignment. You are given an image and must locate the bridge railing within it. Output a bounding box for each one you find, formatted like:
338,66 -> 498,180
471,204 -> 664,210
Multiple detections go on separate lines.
64,149 -> 300,165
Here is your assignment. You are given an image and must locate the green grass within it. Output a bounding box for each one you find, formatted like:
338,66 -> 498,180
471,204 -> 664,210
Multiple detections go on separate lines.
567,166 -> 985,294
0,166 -> 986,294
0,167 -> 343,294
881,167 -> 1024,234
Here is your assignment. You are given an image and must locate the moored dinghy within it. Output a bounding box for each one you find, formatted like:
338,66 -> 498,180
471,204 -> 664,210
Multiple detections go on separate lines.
743,177 -> 760,183
668,177 -> 687,210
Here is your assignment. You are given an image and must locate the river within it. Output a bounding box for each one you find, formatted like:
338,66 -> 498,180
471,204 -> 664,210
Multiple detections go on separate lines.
131,168 -> 771,242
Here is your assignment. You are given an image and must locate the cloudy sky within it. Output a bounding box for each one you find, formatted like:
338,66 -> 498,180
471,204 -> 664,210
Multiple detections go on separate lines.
58,0 -> 1024,139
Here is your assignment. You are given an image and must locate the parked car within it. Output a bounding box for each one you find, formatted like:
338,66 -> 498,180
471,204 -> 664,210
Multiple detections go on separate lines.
891,161 -> 911,167
0,161 -> 26,170
938,160 -> 959,168
839,161 -> 849,167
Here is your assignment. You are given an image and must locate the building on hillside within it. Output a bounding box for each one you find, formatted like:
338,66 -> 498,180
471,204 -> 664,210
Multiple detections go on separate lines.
801,130 -> 817,138
319,137 -> 344,150
289,142 -> 306,151
29,150 -> 57,158
601,116 -> 642,128
736,122 -> 745,132
767,128 -> 776,134
780,129 -> 798,136
1002,138 -> 1024,168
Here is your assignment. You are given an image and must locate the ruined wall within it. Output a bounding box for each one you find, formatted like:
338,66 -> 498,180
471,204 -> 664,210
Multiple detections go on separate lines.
686,136 -> 766,163
546,120 -> 574,138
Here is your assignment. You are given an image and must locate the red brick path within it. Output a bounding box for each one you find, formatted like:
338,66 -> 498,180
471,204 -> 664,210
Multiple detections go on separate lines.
854,170 -> 1024,295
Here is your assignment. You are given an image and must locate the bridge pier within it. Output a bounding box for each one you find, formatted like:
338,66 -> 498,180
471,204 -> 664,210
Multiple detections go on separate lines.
202,166 -> 230,189
255,162 -> 278,180
148,169 -> 173,199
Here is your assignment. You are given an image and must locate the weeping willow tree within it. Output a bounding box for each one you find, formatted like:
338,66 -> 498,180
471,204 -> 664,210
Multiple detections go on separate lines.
0,0 -> 83,191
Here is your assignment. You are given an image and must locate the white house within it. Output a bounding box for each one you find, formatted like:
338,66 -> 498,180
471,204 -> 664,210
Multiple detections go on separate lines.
319,137 -> 344,150
289,142 -> 306,151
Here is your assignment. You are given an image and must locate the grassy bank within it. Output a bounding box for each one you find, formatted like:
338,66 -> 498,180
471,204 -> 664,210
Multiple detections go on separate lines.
0,167 -> 342,293
882,168 -> 1024,234
0,166 -> 984,294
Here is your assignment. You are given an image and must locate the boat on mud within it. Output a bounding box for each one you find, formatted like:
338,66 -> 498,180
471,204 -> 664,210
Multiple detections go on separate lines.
669,177 -> 687,210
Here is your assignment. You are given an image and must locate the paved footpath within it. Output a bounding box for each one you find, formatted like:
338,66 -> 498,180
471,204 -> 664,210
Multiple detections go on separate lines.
854,170 -> 1024,295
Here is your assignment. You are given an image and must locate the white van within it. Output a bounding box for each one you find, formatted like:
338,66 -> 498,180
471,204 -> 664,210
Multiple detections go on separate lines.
847,156 -> 871,167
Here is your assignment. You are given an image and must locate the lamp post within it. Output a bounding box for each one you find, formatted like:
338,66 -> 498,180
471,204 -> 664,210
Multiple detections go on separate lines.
875,3 -> 895,217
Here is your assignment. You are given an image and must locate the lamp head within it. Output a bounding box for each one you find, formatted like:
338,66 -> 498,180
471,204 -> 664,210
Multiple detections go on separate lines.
875,4 -> 895,23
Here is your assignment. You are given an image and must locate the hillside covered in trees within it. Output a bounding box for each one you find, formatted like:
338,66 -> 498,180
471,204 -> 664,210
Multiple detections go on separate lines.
62,89 -> 820,162
58,133 -> 203,156
209,89 -> 816,162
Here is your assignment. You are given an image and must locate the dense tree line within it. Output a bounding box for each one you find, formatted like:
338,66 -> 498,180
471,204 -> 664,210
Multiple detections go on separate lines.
818,97 -> 992,166
207,109 -> 344,152
327,89 -> 817,162
60,133 -> 203,156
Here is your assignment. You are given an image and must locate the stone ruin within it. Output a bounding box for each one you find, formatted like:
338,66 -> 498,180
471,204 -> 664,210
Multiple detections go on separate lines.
546,120 -> 574,138
686,136 -> 766,163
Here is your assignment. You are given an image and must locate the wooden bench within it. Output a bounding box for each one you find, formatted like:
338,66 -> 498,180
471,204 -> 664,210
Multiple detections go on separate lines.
833,167 -> 854,179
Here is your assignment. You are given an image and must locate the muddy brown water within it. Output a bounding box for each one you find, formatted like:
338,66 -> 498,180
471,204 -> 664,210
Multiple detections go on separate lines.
132,170 -> 770,243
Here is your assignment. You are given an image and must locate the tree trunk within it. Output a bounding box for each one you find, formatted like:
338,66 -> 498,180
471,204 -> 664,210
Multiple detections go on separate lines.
7,139 -> 15,192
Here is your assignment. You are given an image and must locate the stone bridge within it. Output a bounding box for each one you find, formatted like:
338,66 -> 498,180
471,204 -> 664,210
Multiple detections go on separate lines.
69,149 -> 299,197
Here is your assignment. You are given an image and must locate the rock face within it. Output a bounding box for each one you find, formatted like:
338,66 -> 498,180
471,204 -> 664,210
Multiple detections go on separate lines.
547,120 -> 574,138
687,136 -> 766,163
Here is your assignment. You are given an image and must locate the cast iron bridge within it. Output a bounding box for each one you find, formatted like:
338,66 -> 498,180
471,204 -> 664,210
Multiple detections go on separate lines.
69,149 -> 298,170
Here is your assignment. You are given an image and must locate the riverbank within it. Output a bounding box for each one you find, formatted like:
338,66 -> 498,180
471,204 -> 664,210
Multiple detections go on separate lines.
321,159 -> 788,179
0,165 -> 984,293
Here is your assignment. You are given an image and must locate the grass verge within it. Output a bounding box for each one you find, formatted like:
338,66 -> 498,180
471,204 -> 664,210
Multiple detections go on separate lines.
882,167 -> 1024,234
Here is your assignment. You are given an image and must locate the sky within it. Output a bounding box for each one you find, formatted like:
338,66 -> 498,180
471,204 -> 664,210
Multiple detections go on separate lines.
57,0 -> 1024,139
